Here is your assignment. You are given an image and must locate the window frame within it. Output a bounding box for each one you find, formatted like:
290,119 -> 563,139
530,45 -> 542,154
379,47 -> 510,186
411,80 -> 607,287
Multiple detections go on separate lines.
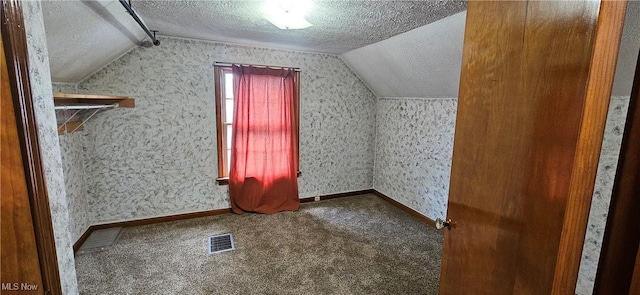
214,65 -> 301,185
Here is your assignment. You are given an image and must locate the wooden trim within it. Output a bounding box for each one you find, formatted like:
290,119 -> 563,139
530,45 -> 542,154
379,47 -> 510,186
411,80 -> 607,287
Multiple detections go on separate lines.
552,1 -> 628,293
2,1 -> 62,293
72,227 -> 94,253
214,65 -> 226,178
213,65 -> 301,179
74,189 -> 373,252
92,208 -> 233,231
299,189 -> 374,203
593,41 -> 640,295
371,190 -> 437,228
217,170 -> 302,185
74,189 -> 439,252
57,122 -> 83,135
74,208 -> 233,252
294,71 -> 300,170
53,93 -> 135,108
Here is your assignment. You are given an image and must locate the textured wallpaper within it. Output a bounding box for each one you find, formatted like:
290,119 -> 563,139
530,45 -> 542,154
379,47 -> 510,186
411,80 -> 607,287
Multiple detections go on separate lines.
52,82 -> 77,93
23,2 -> 79,294
576,96 -> 631,295
373,97 -> 457,221
373,95 -> 628,295
57,132 -> 90,242
53,82 -> 91,243
74,37 -> 376,223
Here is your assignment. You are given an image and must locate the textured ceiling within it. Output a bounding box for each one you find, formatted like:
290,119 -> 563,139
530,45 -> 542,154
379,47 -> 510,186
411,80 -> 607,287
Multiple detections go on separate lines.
42,0 -> 147,82
132,0 -> 467,54
43,0 -> 466,83
343,1 -> 640,99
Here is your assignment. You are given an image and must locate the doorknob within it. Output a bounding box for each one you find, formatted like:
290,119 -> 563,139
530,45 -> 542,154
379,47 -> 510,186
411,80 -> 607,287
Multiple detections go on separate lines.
435,218 -> 456,230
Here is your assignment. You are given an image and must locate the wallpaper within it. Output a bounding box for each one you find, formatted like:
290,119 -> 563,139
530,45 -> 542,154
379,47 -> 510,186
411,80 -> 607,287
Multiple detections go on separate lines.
75,37 -> 376,223
576,96 -> 631,295
23,2 -> 79,294
52,82 -> 77,93
57,131 -> 90,242
372,95 -> 628,295
53,82 -> 91,243
373,97 -> 457,221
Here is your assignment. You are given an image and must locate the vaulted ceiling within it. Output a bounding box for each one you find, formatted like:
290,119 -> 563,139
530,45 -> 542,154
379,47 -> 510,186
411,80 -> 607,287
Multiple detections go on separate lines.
41,0 -> 639,98
42,0 -> 466,83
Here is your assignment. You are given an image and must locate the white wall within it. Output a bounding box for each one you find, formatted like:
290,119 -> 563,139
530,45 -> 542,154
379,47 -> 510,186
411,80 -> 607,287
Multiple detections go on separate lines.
611,2 -> 640,96
576,96 -> 631,295
342,4 -> 638,295
340,9 -> 466,230
374,98 -> 456,221
23,2 -> 79,294
53,83 -> 92,243
48,2 -> 637,293
58,37 -> 376,224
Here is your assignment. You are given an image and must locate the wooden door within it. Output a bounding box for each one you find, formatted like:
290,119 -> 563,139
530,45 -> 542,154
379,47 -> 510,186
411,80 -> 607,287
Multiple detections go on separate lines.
2,0 -> 62,293
439,1 -> 627,294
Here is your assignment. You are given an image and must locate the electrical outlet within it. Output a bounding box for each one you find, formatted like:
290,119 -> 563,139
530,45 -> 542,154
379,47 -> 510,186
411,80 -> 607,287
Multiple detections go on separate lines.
314,196 -> 320,202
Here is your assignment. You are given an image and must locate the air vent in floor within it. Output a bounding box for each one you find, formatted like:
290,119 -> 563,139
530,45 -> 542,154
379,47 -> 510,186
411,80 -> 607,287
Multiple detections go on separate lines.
77,227 -> 122,254
208,233 -> 235,254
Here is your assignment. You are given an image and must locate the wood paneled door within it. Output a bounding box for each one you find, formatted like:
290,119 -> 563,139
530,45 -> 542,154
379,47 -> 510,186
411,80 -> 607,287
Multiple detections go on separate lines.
439,0 -> 627,294
1,0 -> 62,294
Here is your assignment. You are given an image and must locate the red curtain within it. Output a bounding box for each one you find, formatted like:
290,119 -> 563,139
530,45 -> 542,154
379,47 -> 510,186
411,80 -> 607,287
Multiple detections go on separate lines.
228,65 -> 300,214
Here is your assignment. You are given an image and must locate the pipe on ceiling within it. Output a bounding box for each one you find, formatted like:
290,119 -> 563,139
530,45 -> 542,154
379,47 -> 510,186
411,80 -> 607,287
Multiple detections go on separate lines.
118,0 -> 160,46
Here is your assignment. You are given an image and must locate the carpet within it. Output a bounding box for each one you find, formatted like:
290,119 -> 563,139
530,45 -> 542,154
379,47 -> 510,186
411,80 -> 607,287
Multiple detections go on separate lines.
75,194 -> 443,294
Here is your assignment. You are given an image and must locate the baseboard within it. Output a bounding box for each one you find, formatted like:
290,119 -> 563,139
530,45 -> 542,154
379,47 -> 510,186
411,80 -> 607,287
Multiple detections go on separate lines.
74,189 -> 435,252
371,190 -> 437,228
299,189 -> 375,203
72,227 -> 95,252
73,189 -> 375,253
73,208 -> 232,252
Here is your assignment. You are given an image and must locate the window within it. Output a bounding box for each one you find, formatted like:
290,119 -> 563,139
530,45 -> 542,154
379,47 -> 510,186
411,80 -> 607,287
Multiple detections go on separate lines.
215,67 -> 235,180
214,65 -> 300,184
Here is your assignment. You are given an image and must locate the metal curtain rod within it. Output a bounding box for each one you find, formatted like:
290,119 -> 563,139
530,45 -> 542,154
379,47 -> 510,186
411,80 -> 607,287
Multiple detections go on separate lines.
214,62 -> 301,72
119,0 -> 160,46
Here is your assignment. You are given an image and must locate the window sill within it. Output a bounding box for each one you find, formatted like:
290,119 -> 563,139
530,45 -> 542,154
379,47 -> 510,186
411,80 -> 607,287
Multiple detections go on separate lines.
216,171 -> 302,185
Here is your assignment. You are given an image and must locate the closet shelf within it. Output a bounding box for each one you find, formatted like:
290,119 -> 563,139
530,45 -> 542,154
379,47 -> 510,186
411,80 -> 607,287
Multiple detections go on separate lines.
54,93 -> 135,135
53,93 -> 135,108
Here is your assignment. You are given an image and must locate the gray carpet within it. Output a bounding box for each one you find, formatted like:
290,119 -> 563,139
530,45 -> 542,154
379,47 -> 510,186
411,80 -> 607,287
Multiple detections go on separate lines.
75,194 -> 443,294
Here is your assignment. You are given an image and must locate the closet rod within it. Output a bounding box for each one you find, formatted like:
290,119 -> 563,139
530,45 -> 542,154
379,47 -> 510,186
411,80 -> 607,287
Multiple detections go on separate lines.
54,104 -> 119,111
119,0 -> 160,46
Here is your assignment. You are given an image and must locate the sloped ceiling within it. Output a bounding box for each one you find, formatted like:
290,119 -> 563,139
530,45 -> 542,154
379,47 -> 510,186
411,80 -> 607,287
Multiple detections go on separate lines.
342,1 -> 640,98
132,0 -> 466,54
42,0 -> 147,82
341,11 -> 466,98
42,0 -> 638,96
42,0 -> 466,83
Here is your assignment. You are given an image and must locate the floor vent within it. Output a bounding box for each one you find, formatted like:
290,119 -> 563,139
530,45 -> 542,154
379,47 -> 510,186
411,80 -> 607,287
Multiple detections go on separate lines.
208,233 -> 235,254
77,227 -> 122,254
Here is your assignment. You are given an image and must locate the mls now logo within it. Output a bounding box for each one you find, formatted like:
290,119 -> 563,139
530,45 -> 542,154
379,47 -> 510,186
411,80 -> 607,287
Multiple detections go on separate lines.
1,283 -> 38,291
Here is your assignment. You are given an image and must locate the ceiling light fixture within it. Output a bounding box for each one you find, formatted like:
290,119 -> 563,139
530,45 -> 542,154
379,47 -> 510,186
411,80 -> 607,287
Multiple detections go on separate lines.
263,0 -> 313,30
